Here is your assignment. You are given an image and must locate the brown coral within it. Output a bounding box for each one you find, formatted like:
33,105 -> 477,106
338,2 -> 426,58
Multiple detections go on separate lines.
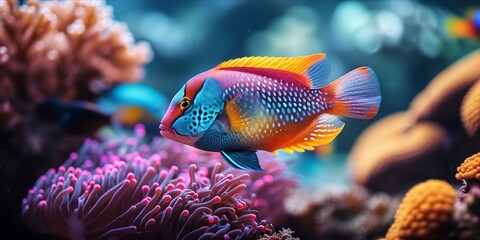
461,80 -> 480,138
348,111 -> 450,194
385,180 -> 456,240
410,50 -> 480,124
0,0 -> 151,127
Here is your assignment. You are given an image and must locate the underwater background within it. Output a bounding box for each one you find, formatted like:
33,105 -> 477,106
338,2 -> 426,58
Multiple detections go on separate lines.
2,0 -> 480,239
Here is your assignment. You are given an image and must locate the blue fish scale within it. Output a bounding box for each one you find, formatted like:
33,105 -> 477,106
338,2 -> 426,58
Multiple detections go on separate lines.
221,72 -> 332,143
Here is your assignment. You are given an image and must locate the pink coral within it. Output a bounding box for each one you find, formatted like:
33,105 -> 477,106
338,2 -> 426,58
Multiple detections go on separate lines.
21,125 -> 299,239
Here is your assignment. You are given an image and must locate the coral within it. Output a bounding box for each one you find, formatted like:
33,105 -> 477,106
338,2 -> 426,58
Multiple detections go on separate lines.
0,0 -> 151,109
410,50 -> 480,124
453,186 -> 480,240
259,228 -> 299,240
456,152 -> 480,182
461,80 -> 480,138
284,185 -> 399,240
385,180 -> 456,240
222,152 -> 299,226
348,111 -> 450,194
21,125 -> 297,239
455,152 -> 480,194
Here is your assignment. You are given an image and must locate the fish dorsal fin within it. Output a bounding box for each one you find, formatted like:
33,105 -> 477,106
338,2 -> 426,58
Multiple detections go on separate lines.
221,150 -> 263,171
279,114 -> 345,154
216,54 -> 331,89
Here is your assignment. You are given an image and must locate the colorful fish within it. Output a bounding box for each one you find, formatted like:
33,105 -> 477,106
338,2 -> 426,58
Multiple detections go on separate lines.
160,54 -> 381,171
445,8 -> 480,39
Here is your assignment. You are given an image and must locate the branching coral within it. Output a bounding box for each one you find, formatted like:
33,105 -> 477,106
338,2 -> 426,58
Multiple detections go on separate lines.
385,180 -> 456,240
460,80 -> 480,139
21,125 -> 299,239
284,185 -> 399,240
0,0 -> 151,109
259,228 -> 299,240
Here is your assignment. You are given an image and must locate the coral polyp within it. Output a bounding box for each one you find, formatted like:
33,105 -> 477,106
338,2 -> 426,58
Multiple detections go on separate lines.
456,152 -> 480,181
21,125 -> 300,239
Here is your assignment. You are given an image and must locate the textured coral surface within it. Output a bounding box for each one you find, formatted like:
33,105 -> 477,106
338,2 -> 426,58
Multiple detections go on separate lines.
460,80 -> 480,138
385,180 -> 456,240
456,152 -> 480,181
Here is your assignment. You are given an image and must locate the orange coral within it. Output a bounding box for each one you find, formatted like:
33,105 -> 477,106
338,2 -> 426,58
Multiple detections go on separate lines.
348,112 -> 414,184
410,50 -> 480,123
348,111 -> 450,193
461,80 -> 480,138
456,152 -> 480,181
385,180 -> 456,240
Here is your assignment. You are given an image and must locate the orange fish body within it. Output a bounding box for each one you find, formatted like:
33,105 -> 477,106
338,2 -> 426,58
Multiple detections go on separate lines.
160,54 -> 381,171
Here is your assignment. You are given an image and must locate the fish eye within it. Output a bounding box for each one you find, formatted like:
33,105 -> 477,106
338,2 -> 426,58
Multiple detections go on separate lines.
179,97 -> 191,111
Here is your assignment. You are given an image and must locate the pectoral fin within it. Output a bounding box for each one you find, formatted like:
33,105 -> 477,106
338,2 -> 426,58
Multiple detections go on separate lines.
220,150 -> 263,171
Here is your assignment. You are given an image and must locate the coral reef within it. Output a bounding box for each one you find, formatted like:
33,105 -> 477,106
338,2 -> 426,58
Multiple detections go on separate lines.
284,185 -> 399,240
22,125 -> 298,239
1,0 -> 151,237
384,180 -> 456,240
348,50 -> 480,194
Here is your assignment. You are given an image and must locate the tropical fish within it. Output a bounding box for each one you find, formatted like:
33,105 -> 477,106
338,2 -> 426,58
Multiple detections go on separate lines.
445,8 -> 480,39
96,83 -> 169,120
36,98 -> 111,134
160,54 -> 381,171
37,98 -> 161,135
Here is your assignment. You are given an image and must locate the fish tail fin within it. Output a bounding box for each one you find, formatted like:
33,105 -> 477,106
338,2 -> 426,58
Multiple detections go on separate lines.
322,67 -> 381,119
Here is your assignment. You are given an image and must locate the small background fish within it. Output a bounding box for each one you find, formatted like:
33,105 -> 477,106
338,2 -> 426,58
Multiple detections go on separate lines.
160,54 -> 381,171
445,8 -> 480,39
36,98 -> 111,135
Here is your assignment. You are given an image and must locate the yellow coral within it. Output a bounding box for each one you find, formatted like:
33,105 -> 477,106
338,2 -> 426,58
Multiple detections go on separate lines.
385,180 -> 456,240
456,152 -> 480,180
461,80 -> 480,138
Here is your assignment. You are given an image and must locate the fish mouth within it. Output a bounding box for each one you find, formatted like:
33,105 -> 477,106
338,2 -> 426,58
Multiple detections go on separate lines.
159,123 -> 175,135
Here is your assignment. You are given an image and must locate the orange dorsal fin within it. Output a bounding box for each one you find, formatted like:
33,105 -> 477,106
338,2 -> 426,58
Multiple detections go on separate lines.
279,114 -> 345,154
215,54 -> 330,88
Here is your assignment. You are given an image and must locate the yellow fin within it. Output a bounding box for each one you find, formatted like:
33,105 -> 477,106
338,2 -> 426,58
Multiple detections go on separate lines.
280,114 -> 345,154
216,54 -> 327,88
